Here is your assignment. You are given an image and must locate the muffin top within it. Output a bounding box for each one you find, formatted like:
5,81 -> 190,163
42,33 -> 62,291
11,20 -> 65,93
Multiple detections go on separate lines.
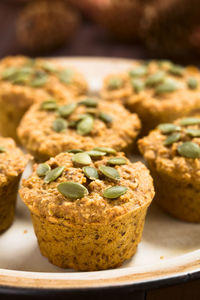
0,137 -> 29,186
20,150 -> 154,224
17,97 -> 141,160
0,56 -> 88,98
138,116 -> 200,183
102,60 -> 200,111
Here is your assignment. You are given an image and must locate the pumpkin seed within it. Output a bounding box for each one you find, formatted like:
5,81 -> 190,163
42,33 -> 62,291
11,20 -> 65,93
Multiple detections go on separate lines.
52,118 -> 67,132
158,123 -> 181,134
30,73 -> 48,87
68,120 -> 77,128
185,128 -> 200,137
72,152 -> 92,165
57,182 -> 88,199
131,79 -> 145,93
99,112 -> 112,124
93,147 -> 116,155
179,117 -> 200,126
0,146 -> 6,153
36,163 -> 51,177
44,166 -> 64,183
129,66 -> 148,77
41,99 -> 57,110
58,103 -> 77,117
67,149 -> 83,153
107,157 -> 127,165
12,73 -> 31,84
177,142 -> 200,158
83,166 -> 99,180
99,165 -> 120,181
1,67 -> 18,79
169,65 -> 184,76
59,69 -> 73,84
107,77 -> 123,90
86,150 -> 106,157
145,71 -> 165,86
187,77 -> 198,89
103,185 -> 128,199
79,98 -> 98,108
164,132 -> 181,146
77,116 -> 94,136
155,79 -> 179,95
42,62 -> 57,73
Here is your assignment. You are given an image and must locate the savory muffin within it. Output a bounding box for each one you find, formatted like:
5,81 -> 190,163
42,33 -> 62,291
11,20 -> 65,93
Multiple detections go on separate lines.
0,56 -> 88,140
102,60 -> 200,135
17,97 -> 141,162
0,137 -> 29,233
19,150 -> 154,271
138,116 -> 200,222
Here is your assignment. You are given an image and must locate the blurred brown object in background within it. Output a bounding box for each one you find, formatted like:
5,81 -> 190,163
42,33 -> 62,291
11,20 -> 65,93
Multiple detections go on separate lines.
141,0 -> 200,57
16,0 -> 80,53
70,0 -> 144,41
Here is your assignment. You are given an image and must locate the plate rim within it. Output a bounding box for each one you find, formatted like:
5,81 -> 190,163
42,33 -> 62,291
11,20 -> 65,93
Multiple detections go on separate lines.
1,56 -> 200,292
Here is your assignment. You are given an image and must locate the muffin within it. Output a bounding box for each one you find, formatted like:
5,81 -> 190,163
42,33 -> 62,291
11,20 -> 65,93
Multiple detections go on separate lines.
138,116 -> 200,222
17,97 -> 141,162
102,60 -> 200,135
19,150 -> 154,271
0,137 -> 29,233
0,56 -> 88,140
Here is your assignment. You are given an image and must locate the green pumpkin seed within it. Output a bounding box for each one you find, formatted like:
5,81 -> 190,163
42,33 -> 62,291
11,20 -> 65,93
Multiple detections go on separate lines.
131,79 -> 145,93
164,132 -> 181,146
83,166 -> 99,180
107,157 -> 127,165
129,66 -> 148,77
12,73 -> 31,84
179,117 -> 200,126
169,65 -> 184,76
145,71 -> 165,86
77,116 -> 94,136
185,128 -> 200,137
68,120 -> 77,128
67,149 -> 83,153
93,147 -> 116,155
187,77 -> 198,89
57,182 -> 88,199
99,112 -> 112,124
72,152 -> 92,165
44,166 -> 64,183
107,77 -> 123,90
79,98 -> 98,108
103,185 -> 128,199
36,163 -> 51,177
52,118 -> 67,132
59,69 -> 73,84
41,99 -> 57,110
157,60 -> 172,68
42,62 -> 57,73
177,142 -> 200,158
30,73 -> 48,87
99,165 -> 120,181
1,67 -> 18,79
0,146 -> 6,153
155,80 -> 179,95
86,150 -> 106,157
58,103 -> 77,117
158,123 -> 181,134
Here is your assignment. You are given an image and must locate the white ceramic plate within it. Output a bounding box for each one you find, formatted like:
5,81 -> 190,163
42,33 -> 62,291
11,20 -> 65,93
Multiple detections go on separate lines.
0,57 -> 200,292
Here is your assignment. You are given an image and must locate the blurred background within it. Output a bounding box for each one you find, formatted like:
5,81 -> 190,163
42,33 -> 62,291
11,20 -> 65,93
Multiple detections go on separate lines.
1,0 -> 200,63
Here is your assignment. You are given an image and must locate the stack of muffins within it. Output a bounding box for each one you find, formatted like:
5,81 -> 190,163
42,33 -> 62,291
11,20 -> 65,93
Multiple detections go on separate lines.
1,56 -> 200,272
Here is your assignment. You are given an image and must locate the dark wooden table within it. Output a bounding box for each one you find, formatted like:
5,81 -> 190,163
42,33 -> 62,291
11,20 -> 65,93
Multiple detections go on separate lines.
0,2 -> 200,299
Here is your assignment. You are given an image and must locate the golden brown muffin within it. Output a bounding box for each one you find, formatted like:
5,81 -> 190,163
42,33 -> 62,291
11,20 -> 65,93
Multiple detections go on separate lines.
17,97 -> 141,162
0,137 -> 29,233
102,60 -> 200,135
19,150 -> 154,271
138,116 -> 200,222
0,56 -> 88,140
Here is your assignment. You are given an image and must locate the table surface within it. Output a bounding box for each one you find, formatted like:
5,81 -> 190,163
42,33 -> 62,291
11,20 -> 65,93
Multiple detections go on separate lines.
0,1 -> 200,299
